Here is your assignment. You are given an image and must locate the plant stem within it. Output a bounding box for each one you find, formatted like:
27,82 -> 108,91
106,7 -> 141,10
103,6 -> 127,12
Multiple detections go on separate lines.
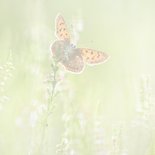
37,60 -> 58,155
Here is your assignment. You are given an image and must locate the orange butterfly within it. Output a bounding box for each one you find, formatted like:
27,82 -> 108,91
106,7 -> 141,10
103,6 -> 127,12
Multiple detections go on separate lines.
51,14 -> 109,73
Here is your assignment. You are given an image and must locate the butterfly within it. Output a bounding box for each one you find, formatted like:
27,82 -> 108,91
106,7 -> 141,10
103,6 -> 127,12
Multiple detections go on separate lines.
51,14 -> 109,73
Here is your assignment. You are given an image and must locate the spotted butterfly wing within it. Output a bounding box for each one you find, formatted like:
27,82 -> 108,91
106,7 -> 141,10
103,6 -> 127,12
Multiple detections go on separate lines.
79,48 -> 109,65
55,14 -> 70,40
61,49 -> 84,73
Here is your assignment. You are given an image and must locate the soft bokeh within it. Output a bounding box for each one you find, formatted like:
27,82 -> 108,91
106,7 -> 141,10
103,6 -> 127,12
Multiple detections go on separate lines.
0,0 -> 155,154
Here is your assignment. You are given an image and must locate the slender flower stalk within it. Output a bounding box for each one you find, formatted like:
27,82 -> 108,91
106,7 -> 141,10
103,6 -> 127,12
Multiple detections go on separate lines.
0,52 -> 14,110
37,59 -> 60,154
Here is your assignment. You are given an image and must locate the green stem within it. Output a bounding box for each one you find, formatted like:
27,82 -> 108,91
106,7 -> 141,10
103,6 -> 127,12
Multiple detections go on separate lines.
37,60 -> 58,155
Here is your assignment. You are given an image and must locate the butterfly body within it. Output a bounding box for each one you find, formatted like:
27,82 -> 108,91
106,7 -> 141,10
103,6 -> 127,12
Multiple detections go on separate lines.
52,40 -> 84,73
52,40 -> 79,61
51,14 -> 109,73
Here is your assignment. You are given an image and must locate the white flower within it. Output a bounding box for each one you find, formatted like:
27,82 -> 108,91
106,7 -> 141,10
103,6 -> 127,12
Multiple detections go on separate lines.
62,113 -> 71,122
69,149 -> 76,155
29,112 -> 38,128
37,104 -> 47,114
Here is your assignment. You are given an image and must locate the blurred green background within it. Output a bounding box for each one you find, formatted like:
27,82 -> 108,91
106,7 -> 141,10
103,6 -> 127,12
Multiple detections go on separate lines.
0,0 -> 155,154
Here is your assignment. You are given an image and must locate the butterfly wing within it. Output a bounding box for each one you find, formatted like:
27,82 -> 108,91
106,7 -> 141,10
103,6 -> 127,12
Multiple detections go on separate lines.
51,40 -> 70,61
79,48 -> 109,65
60,49 -> 84,73
55,14 -> 70,40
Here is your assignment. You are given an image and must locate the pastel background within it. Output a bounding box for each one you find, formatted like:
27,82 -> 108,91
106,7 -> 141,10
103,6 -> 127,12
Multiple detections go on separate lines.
0,0 -> 155,154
